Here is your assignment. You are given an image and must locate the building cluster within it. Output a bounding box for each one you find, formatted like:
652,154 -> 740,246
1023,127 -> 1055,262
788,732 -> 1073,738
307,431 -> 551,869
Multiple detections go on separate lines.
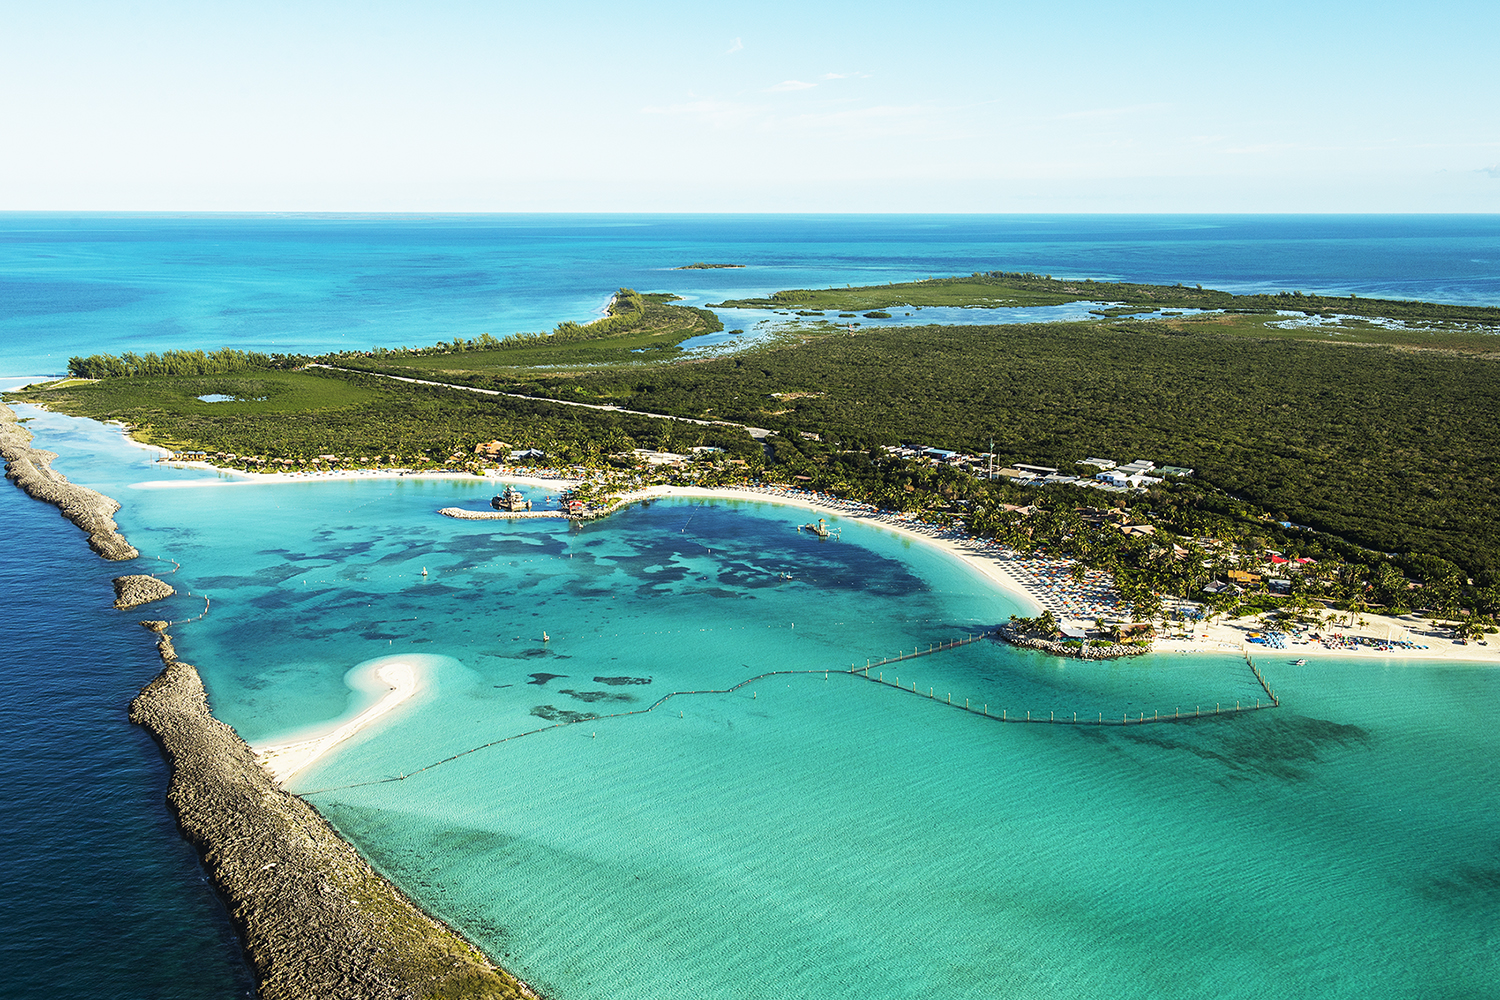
881,446 -> 1193,494
1201,547 -> 1319,597
474,440 -> 546,463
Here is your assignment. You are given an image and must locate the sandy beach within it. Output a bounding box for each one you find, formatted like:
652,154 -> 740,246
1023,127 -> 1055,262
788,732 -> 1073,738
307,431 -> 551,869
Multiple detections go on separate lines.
254,659 -> 423,783
129,461 -> 1500,669
616,484 -> 1500,667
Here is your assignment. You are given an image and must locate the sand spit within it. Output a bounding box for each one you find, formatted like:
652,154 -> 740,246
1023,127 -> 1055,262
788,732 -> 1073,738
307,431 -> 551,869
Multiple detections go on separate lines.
112,574 -> 176,609
255,660 -> 421,783
0,402 -> 138,560
130,622 -> 535,1000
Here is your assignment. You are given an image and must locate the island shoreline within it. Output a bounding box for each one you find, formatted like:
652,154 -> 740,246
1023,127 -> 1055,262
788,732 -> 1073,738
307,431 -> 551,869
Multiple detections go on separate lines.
131,622 -> 536,1000
116,446 -> 1500,665
1,402 -> 139,560
1,401 -> 539,1000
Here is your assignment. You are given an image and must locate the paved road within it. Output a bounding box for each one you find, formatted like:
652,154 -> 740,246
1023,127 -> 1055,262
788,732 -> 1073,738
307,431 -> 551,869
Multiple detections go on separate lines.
309,364 -> 774,440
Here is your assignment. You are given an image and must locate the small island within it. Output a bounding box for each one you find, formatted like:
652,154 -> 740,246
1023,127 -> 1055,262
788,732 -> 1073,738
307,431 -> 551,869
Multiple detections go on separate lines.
673,262 -> 745,269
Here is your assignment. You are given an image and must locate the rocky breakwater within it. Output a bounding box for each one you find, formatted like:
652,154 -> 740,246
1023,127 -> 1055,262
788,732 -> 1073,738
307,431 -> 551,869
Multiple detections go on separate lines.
130,622 -> 535,1000
0,402 -> 138,560
996,624 -> 1151,660
112,574 -> 176,609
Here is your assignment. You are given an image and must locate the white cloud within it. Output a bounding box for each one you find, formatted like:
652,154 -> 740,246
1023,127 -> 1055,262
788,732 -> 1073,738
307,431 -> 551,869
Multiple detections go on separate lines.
726,37 -> 743,54
1483,165 -> 1500,178
767,80 -> 817,92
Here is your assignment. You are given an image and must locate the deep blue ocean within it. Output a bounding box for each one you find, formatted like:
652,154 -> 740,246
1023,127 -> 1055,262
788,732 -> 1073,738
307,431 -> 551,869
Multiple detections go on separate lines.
2,215 -> 1498,1000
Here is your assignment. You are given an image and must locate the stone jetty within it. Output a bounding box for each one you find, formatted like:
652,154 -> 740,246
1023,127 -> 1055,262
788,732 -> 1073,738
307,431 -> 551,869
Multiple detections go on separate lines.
112,574 -> 176,609
1,400 -> 535,1000
0,403 -> 138,560
131,623 -> 535,1000
995,624 -> 1151,660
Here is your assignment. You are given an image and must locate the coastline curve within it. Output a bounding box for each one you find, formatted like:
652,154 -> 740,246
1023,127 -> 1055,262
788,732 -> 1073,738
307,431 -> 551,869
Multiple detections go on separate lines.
0,402 -> 139,560
130,622 -> 536,1000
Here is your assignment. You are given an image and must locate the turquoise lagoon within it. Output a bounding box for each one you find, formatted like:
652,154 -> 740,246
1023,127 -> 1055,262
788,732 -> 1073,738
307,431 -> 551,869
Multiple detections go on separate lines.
20,405 -> 1500,1000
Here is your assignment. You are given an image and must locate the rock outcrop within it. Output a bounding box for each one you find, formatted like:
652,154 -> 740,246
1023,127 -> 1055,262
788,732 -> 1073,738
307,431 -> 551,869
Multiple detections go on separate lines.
130,623 -> 535,1000
0,403 -> 138,560
112,574 -> 176,609
996,625 -> 1152,660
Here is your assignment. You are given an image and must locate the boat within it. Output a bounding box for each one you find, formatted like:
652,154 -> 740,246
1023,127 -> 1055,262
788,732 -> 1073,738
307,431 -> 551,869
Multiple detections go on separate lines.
797,517 -> 836,539
1293,658 -> 1307,665
491,486 -> 531,511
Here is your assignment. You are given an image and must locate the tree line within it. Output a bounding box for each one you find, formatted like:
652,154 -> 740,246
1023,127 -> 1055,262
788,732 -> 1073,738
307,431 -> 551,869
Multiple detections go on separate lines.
66,348 -> 294,379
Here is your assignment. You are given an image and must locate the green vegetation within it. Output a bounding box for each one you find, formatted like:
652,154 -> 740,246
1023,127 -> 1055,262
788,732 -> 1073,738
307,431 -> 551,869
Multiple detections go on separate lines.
10,271 -> 1500,604
66,347 -> 295,379
674,262 -> 745,269
13,367 -> 760,470
715,272 -> 1500,333
492,317 -> 1500,578
327,290 -> 722,376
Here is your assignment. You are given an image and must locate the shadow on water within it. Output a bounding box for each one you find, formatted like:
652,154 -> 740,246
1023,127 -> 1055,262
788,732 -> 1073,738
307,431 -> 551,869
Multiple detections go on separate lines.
1417,841 -> 1500,916
1091,711 -> 1372,782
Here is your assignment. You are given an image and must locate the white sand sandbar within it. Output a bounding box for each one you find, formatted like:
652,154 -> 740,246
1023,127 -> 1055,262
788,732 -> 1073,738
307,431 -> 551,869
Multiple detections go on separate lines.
254,657 -> 424,783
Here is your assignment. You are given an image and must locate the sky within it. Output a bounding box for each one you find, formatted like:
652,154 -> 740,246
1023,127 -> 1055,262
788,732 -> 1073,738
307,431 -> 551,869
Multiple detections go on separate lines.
2,0 -> 1497,213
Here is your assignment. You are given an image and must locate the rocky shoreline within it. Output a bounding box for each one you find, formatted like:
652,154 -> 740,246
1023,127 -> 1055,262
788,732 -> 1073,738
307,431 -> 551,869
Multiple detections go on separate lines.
0,403 -> 138,560
2,401 -> 538,1000
995,625 -> 1152,660
131,623 -> 535,1000
112,573 -> 177,609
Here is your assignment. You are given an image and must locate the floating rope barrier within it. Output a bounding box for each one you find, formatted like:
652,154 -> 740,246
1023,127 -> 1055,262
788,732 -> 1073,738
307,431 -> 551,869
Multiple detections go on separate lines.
166,594 -> 211,626
150,555 -> 183,578
300,633 -> 1284,796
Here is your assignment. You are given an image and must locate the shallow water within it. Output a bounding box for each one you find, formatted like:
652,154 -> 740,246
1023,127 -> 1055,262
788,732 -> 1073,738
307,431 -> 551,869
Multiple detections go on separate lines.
5,215 -> 1500,999
15,405 -> 1497,1000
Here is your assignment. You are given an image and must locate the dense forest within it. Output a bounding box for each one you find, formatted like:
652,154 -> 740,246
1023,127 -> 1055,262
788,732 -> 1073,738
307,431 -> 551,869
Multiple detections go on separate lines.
66,348 -> 297,379
489,319 -> 1500,577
